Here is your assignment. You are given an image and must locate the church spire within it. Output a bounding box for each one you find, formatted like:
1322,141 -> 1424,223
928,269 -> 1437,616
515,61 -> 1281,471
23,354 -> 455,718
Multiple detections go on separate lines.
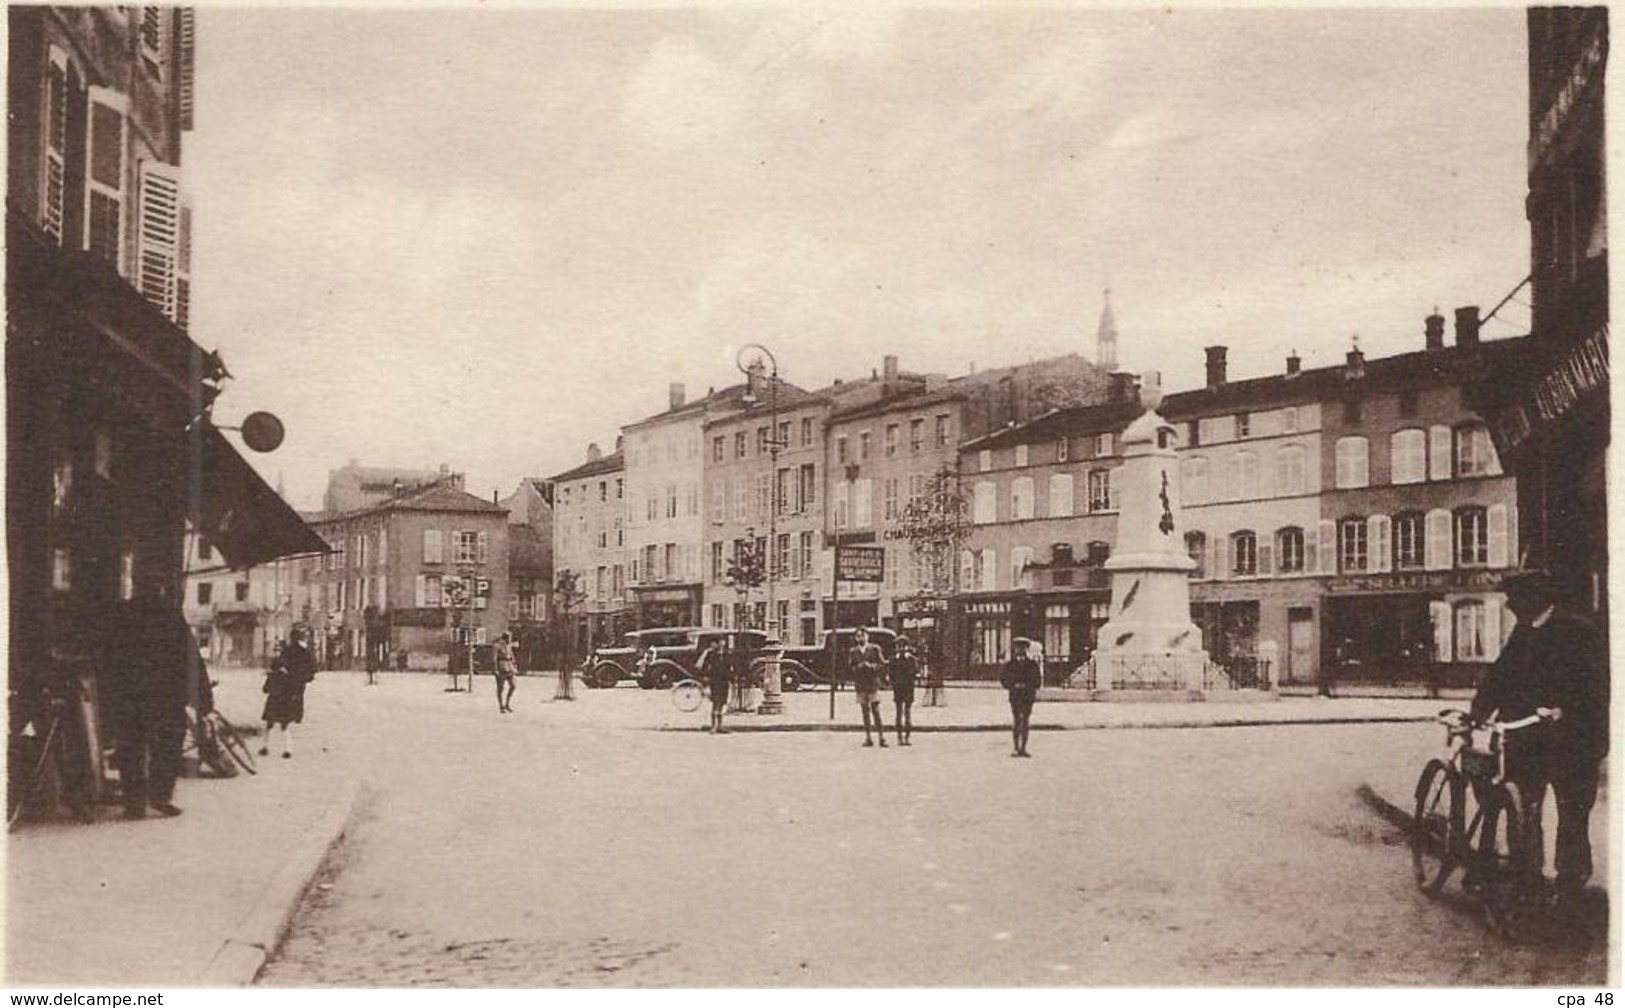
1096,287 -> 1119,371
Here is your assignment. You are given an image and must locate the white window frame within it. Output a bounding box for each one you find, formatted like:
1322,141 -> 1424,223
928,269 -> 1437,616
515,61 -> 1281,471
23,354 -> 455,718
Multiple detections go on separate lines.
1390,428 -> 1426,485
1087,469 -> 1113,513
1335,436 -> 1369,489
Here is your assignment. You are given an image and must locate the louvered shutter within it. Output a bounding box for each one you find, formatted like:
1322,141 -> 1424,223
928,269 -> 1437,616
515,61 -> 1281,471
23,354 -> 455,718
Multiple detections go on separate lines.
1430,600 -> 1453,662
477,531 -> 490,564
1483,597 -> 1504,662
43,47 -> 69,242
176,8 -> 196,130
960,550 -> 976,591
137,160 -> 183,321
85,87 -> 128,270
1487,504 -> 1509,567
1429,426 -> 1452,481
1317,521 -> 1336,574
1209,537 -> 1224,580
1369,515 -> 1392,573
1258,539 -> 1274,576
1425,509 -> 1452,570
1304,529 -> 1318,574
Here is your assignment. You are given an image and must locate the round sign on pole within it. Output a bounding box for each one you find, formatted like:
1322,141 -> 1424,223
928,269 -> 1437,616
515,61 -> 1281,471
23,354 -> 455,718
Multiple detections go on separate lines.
240,411 -> 285,453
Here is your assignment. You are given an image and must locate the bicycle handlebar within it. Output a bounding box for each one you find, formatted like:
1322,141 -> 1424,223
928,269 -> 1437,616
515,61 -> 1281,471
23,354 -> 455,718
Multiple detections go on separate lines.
1435,706 -> 1562,731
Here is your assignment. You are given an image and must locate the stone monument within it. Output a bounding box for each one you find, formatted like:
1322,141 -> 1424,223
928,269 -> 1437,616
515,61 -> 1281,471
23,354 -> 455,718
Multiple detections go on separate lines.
1090,372 -> 1211,693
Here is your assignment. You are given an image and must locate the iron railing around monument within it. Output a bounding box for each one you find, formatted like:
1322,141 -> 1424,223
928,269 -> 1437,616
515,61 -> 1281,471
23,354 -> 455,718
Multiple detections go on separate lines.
1066,655 -> 1275,692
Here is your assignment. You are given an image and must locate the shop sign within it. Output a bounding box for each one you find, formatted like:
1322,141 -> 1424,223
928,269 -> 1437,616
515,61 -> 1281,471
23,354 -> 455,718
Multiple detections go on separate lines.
826,530 -> 877,546
393,607 -> 448,628
897,597 -> 948,614
636,587 -> 693,603
835,545 -> 885,582
1326,570 -> 1501,595
1493,322 -> 1609,455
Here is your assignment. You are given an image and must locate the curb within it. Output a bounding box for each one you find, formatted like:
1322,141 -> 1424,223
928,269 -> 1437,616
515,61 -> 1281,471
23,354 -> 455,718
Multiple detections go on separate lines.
197,778 -> 364,987
654,715 -> 1435,734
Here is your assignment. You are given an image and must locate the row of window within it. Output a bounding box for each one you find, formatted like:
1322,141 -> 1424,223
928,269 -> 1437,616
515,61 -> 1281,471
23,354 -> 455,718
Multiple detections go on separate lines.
1333,425 -> 1501,489
971,471 -> 1118,524
712,417 -> 820,462
708,465 -> 819,523
557,477 -> 623,507
1184,505 -> 1511,578
707,533 -> 821,585
977,434 -> 1115,473
834,413 -> 954,465
306,573 -> 390,614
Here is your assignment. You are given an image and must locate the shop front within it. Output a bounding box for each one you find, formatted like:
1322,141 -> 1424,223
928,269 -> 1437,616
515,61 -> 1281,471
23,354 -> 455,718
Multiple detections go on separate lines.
633,584 -> 701,629
1322,569 -> 1505,688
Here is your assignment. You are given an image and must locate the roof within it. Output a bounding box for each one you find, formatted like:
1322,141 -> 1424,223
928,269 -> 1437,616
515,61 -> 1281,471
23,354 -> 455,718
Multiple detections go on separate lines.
309,479 -> 507,525
548,451 -> 624,483
962,336 -> 1532,447
701,382 -> 823,428
963,399 -> 1145,450
622,382 -> 755,431
828,385 -> 965,424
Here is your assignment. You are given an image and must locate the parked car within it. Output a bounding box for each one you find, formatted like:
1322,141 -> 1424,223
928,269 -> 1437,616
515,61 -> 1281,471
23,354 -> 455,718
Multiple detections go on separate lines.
582,627 -> 698,689
776,626 -> 899,691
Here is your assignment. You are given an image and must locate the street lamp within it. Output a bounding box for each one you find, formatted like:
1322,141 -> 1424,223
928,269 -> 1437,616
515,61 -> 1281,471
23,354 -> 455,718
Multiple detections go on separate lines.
737,342 -> 784,715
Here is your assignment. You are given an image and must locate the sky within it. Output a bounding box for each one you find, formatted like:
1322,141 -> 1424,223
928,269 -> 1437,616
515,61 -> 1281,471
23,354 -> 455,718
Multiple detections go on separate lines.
184,5 -> 1533,511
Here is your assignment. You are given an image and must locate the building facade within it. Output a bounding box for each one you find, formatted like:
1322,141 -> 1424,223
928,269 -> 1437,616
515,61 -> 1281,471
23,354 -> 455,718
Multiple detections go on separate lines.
621,383 -> 751,628
295,482 -> 509,669
499,478 -> 553,669
1474,9 -> 1608,621
700,372 -> 825,644
183,531 -> 300,665
7,5 -> 320,789
546,445 -> 629,652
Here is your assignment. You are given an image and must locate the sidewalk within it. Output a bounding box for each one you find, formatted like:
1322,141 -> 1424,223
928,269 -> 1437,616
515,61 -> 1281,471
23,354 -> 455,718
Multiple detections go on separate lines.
4,671 -> 362,988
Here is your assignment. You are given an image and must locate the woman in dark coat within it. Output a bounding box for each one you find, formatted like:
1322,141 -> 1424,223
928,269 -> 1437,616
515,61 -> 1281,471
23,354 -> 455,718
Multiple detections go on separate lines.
262,626 -> 316,759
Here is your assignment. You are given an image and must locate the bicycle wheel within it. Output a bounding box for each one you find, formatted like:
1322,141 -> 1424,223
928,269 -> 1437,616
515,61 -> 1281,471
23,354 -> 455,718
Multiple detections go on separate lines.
672,679 -> 704,713
188,710 -> 237,779
1411,759 -> 1459,893
1477,781 -> 1530,937
210,713 -> 258,776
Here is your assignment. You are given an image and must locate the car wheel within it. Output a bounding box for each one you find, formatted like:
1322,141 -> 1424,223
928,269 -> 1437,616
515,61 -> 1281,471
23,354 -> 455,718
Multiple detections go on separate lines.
650,662 -> 680,690
778,661 -> 806,693
589,664 -> 619,689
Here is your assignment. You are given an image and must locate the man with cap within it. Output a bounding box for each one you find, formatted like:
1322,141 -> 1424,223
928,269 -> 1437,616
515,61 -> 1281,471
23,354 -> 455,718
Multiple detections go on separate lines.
1469,569 -> 1609,915
888,636 -> 919,746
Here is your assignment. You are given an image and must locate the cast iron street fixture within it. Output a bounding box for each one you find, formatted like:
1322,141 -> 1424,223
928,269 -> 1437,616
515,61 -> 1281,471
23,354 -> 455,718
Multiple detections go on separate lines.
737,343 -> 784,715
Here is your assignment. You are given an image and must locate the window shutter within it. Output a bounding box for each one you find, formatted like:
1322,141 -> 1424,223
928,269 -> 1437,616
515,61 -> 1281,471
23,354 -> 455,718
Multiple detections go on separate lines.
1258,540 -> 1274,576
981,548 -> 997,591
1483,597 -> 1504,662
1429,426 -> 1452,481
175,8 -> 195,129
1425,509 -> 1452,570
960,550 -> 975,591
1317,520 -> 1336,574
1487,503 -> 1509,567
477,531 -> 490,564
1369,515 -> 1392,573
84,87 -> 129,270
1430,600 -> 1453,662
43,47 -> 69,242
1305,529 -> 1318,573
1209,537 -> 1224,580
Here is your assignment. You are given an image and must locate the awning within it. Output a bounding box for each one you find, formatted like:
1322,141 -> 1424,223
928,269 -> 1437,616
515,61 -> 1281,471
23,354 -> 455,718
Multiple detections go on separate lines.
193,427 -> 328,569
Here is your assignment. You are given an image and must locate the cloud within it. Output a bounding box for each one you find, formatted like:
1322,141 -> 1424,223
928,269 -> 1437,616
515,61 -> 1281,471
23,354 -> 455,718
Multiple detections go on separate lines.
621,36 -> 748,149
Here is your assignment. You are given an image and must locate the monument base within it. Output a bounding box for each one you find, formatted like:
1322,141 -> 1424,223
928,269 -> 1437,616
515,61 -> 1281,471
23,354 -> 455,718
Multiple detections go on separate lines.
1088,650 -> 1210,693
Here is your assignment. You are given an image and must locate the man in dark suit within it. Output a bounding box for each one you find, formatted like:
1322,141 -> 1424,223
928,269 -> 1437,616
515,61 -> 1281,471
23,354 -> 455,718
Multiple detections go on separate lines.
107,593 -> 200,818
1469,570 -> 1609,912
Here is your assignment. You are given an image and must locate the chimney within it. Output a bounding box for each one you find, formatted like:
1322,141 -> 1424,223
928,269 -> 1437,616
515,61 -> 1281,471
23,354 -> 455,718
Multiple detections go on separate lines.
492,490 -> 499,504
614,434 -> 624,453
669,383 -> 686,410
1285,349 -> 1302,376
586,441 -> 602,463
1204,346 -> 1227,389
1345,341 -> 1365,379
1454,305 -> 1481,346
1425,308 -> 1446,351
883,355 -> 899,383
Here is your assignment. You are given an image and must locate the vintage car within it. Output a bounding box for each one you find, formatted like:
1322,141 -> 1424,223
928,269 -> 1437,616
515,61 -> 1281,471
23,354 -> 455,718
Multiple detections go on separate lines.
581,627 -> 698,689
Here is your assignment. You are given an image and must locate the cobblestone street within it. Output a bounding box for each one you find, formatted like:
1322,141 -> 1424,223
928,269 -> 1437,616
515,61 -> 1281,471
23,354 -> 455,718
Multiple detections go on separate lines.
256,676 -> 1609,987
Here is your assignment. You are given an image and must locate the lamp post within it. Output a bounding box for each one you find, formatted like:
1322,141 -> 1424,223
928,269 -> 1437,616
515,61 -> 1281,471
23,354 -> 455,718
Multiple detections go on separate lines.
737,343 -> 784,715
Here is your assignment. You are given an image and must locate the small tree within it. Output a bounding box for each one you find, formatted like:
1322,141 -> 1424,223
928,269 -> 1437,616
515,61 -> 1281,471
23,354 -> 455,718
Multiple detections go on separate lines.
552,569 -> 588,669
724,531 -> 766,627
899,465 -> 972,686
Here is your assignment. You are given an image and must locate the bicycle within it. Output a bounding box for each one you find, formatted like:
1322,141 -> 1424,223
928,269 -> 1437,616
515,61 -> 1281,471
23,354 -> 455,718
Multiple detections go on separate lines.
184,706 -> 258,777
1410,706 -> 1558,935
8,676 -> 97,829
671,678 -> 708,713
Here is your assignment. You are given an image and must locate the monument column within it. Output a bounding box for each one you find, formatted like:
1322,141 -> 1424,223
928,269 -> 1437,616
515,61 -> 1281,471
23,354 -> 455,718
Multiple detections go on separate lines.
1091,374 -> 1209,693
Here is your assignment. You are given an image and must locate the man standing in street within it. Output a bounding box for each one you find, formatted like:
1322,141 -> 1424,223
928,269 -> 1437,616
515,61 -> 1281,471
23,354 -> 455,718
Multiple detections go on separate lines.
851,629 -> 887,748
494,631 -> 518,713
106,591 -> 198,818
1000,638 -> 1041,758
889,637 -> 919,746
701,636 -> 732,734
1469,570 -> 1609,918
